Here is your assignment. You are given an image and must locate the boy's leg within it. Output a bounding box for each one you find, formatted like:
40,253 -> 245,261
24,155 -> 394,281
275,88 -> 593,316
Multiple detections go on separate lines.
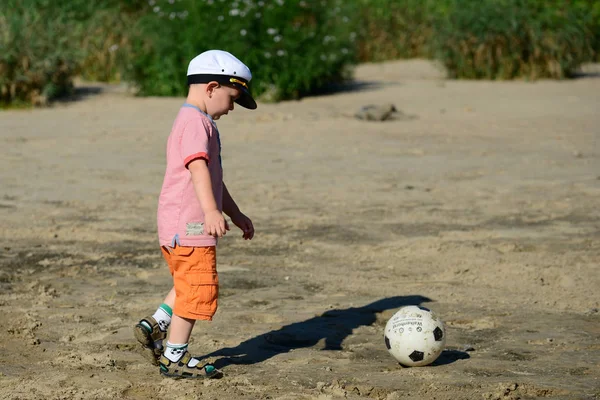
164,286 -> 176,307
158,246 -> 221,379
147,287 -> 175,332
167,314 -> 195,345
160,315 -> 221,379
162,315 -> 195,362
133,287 -> 176,365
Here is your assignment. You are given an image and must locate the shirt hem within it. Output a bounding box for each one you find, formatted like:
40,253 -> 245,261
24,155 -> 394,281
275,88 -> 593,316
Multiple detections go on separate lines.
159,236 -> 217,247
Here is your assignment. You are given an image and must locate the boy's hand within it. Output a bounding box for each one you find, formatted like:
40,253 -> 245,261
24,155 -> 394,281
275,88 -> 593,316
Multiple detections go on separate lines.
230,211 -> 254,240
204,209 -> 228,238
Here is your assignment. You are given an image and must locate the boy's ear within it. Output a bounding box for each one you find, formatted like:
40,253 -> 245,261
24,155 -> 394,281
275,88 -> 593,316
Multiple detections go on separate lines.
206,81 -> 220,97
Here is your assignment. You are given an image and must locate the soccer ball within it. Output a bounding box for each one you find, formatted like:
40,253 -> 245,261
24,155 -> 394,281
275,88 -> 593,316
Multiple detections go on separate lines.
384,306 -> 446,367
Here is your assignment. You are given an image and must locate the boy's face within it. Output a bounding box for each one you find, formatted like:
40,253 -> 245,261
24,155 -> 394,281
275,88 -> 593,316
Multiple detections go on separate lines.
207,84 -> 241,120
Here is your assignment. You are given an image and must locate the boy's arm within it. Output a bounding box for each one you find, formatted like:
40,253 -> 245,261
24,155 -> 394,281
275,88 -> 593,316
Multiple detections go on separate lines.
223,182 -> 254,240
222,183 -> 241,218
188,160 -> 227,237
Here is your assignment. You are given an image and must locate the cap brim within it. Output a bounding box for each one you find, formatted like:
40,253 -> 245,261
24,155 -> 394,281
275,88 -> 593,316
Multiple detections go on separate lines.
187,74 -> 257,110
235,88 -> 257,110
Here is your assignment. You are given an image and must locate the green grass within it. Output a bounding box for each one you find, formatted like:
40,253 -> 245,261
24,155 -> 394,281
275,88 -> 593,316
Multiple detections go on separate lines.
1,0 -> 598,107
0,0 -> 81,105
0,0 -> 142,106
125,0 -> 358,101
429,0 -> 596,79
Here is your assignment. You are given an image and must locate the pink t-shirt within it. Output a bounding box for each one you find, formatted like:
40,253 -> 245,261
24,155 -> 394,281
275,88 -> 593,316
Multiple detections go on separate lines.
157,104 -> 223,247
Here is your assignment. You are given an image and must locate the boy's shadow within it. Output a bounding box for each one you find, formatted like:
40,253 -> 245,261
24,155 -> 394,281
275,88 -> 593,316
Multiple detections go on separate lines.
199,295 -> 442,369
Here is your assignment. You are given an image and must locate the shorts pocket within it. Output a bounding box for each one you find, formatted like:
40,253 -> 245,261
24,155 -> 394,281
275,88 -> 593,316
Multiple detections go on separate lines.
172,245 -> 195,257
185,272 -> 219,314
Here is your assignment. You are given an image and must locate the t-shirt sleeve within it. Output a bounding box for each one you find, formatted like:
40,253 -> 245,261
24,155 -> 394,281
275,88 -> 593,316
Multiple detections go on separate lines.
180,117 -> 212,169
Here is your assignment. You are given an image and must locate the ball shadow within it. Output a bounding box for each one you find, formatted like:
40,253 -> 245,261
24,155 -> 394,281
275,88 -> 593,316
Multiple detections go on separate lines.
431,349 -> 471,366
198,295 -> 433,370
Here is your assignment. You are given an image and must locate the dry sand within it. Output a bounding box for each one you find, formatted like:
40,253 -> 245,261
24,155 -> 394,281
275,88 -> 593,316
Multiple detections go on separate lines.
0,60 -> 599,399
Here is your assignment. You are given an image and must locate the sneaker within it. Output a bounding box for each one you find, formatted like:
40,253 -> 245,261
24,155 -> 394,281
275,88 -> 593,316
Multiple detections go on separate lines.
133,316 -> 167,366
159,351 -> 222,379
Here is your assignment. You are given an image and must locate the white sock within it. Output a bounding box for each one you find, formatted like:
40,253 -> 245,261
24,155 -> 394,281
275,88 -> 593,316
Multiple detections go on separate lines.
152,304 -> 172,332
163,343 -> 201,366
187,357 -> 200,367
164,342 -> 188,362
149,304 -> 172,349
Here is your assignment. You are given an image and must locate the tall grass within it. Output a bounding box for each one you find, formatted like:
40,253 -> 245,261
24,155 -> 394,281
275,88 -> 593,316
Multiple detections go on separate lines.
78,11 -> 137,82
0,0 -> 82,106
429,0 -> 595,79
356,0 -> 597,79
356,0 -> 439,61
0,0 -> 131,106
0,0 -> 145,107
1,0 -> 598,107
125,0 -> 358,101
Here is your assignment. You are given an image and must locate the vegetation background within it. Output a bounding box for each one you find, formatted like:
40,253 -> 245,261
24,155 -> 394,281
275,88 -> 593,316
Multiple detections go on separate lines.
1,0 -> 598,107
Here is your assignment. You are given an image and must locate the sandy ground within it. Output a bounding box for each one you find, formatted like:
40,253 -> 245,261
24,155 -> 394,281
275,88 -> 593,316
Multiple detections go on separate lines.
0,59 -> 599,400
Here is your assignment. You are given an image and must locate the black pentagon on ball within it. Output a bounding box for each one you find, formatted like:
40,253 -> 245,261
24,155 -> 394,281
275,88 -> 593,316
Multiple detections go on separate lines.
384,335 -> 391,350
433,327 -> 444,341
409,350 -> 424,362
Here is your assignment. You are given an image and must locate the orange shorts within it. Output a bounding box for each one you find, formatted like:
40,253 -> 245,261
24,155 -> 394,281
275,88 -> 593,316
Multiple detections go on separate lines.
161,245 -> 219,321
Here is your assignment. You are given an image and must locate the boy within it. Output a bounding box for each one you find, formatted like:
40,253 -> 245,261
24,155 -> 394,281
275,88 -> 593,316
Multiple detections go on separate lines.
133,50 -> 257,379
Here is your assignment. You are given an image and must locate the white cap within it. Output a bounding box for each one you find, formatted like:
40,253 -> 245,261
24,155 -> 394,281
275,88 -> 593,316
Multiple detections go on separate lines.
187,50 -> 257,110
